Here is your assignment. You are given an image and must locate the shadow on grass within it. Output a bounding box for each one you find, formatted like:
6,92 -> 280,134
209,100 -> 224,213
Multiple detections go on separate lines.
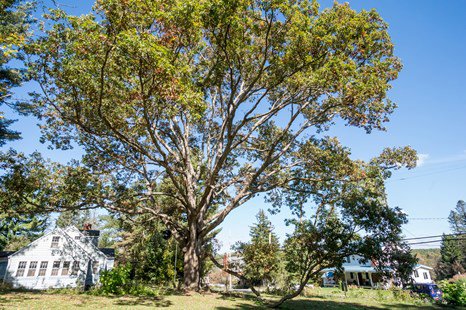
0,288 -> 174,308
112,296 -> 173,307
214,294 -> 443,310
0,290 -> 40,305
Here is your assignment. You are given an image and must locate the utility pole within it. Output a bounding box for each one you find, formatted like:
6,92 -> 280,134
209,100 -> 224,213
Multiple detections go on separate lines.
173,241 -> 177,287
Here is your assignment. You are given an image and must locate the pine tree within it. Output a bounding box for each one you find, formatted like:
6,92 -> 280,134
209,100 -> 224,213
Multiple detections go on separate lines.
116,215 -> 183,285
0,213 -> 47,251
449,200 -> 466,233
437,200 -> 466,279
55,210 -> 91,228
234,210 -> 280,286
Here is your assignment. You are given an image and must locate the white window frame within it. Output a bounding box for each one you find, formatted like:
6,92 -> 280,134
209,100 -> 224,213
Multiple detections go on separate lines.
51,236 -> 60,248
61,261 -> 70,275
51,261 -> 61,276
71,261 -> 80,276
16,261 -> 27,277
27,261 -> 38,277
38,261 -> 48,276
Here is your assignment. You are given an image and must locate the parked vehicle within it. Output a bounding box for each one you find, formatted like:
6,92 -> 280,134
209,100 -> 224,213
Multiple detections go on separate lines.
410,283 -> 443,301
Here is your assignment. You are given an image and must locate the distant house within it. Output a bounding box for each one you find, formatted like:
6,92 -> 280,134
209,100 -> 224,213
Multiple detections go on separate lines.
411,264 -> 433,284
1,226 -> 115,290
321,255 -> 435,288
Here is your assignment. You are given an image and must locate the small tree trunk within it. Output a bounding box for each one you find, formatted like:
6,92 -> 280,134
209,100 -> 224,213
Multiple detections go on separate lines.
183,221 -> 201,291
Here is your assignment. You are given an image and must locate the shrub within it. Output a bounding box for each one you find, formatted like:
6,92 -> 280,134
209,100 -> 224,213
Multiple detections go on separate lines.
97,264 -> 158,297
439,278 -> 466,306
391,287 -> 411,302
0,282 -> 13,292
99,264 -> 132,295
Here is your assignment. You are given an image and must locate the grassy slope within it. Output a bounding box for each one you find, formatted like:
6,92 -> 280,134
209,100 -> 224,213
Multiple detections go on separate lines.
0,288 -> 442,309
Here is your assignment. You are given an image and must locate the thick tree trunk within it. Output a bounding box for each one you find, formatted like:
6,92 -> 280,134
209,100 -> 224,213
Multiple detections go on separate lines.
183,221 -> 201,290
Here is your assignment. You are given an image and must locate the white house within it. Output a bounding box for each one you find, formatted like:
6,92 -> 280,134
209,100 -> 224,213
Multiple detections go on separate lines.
321,255 -> 435,288
321,255 -> 386,288
1,226 -> 115,290
411,264 -> 433,284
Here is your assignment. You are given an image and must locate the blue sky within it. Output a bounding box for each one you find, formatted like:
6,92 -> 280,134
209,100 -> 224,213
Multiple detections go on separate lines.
3,0 -> 466,251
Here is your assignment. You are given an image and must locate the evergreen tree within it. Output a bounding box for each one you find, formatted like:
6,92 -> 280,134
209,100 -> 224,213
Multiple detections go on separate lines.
116,215 -> 183,286
437,200 -> 466,279
0,213 -> 47,251
0,0 -> 34,145
449,200 -> 466,233
233,210 -> 280,286
55,210 -> 92,228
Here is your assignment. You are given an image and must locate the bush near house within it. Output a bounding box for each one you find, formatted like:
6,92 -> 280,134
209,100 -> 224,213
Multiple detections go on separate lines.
439,275 -> 466,306
97,264 -> 158,297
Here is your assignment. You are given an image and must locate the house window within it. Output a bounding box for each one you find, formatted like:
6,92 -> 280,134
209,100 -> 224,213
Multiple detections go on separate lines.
350,272 -> 354,279
16,261 -> 27,277
414,270 -> 419,278
38,261 -> 48,276
27,261 -> 38,277
51,236 -> 60,248
71,261 -> 80,275
346,257 -> 351,263
51,261 -> 60,276
366,272 -> 369,279
92,261 -> 99,274
62,261 -> 70,275
423,272 -> 429,280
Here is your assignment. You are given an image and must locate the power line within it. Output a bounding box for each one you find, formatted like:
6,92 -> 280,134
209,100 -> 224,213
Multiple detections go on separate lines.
408,238 -> 466,246
403,232 -> 466,241
402,227 -> 417,238
387,164 -> 466,183
409,218 -> 447,221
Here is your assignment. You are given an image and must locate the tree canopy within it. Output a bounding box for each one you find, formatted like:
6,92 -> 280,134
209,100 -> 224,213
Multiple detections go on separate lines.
20,0 -> 417,290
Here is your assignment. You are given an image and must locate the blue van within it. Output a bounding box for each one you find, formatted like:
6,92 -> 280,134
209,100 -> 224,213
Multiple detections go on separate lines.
411,283 -> 443,301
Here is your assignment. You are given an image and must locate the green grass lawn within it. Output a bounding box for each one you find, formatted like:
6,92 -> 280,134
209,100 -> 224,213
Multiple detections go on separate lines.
0,287 -> 442,309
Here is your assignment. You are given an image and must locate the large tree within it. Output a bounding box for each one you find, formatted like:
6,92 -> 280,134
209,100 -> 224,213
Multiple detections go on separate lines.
24,0 -> 416,290
0,0 -> 33,145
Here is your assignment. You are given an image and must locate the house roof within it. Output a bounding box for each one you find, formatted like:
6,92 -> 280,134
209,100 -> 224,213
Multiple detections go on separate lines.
80,229 -> 100,237
7,227 -> 95,260
322,266 -> 378,273
65,226 -> 111,258
414,264 -> 433,270
0,251 -> 14,258
5,226 -> 113,261
99,248 -> 115,258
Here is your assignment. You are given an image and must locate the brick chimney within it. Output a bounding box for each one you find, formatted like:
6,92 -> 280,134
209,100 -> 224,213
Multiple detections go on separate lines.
79,223 -> 100,246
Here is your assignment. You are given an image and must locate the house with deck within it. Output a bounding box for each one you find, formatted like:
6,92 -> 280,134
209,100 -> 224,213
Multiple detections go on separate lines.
0,225 -> 115,289
321,255 -> 386,288
321,255 -> 435,288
